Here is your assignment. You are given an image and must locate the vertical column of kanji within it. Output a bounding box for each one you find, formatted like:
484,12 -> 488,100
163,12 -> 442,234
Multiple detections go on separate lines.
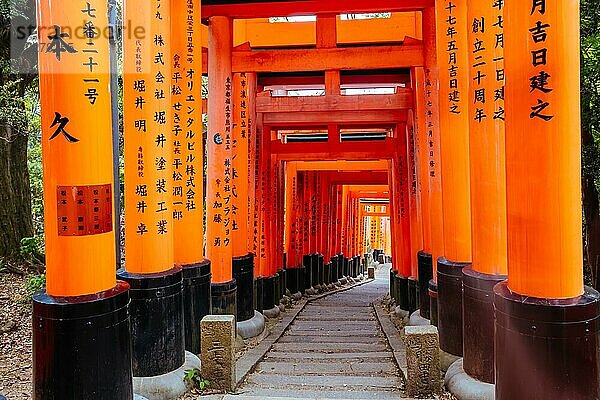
369,208 -> 377,253
494,1 -> 600,398
121,0 -> 191,383
231,72 -> 256,324
313,172 -> 323,288
347,192 -> 355,279
375,206 -> 382,256
406,113 -> 423,278
359,204 -> 366,258
307,172 -> 318,289
259,121 -> 277,313
206,16 -> 236,316
422,7 -> 444,326
392,154 -> 411,312
246,73 -> 258,270
301,171 -> 311,291
396,127 -> 414,273
413,66 -> 434,320
319,172 -> 330,285
123,0 -> 174,274
388,160 -> 400,300
275,159 -> 286,303
277,160 -> 286,288
171,0 -> 210,356
459,0 -> 508,386
435,0 -> 472,359
33,1 -> 133,398
253,112 -> 266,312
328,183 -> 338,284
296,171 -> 307,293
285,162 -> 300,295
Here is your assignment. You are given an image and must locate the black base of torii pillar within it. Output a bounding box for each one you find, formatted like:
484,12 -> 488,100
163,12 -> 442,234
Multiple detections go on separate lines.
494,282 -> 600,399
33,282 -> 133,399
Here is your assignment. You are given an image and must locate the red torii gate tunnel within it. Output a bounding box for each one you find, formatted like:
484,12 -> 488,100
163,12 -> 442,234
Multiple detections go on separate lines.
32,0 -> 596,399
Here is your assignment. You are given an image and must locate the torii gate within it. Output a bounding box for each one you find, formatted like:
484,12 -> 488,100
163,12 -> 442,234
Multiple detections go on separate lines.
31,1 -> 595,399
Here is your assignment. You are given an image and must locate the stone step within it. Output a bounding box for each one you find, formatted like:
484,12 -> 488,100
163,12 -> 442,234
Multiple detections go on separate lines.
224,388 -> 405,400
246,374 -> 402,389
278,335 -> 384,344
284,330 -> 380,337
289,321 -> 380,329
271,342 -> 389,353
256,361 -> 398,375
264,352 -> 395,361
296,315 -> 374,321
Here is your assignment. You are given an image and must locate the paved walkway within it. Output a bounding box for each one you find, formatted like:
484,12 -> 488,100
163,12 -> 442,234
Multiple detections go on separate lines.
232,265 -> 403,399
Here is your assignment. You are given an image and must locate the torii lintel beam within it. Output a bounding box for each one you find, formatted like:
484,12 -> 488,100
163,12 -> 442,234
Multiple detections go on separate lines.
232,43 -> 424,73
202,0 -> 434,19
291,160 -> 388,171
328,172 -> 388,186
346,185 -> 388,192
271,139 -> 398,160
265,110 -> 408,126
256,91 -> 413,114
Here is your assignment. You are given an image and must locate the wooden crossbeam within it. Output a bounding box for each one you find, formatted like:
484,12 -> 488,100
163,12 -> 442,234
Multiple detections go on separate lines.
264,109 -> 408,126
232,44 -> 424,73
202,0 -> 434,19
328,172 -> 388,185
256,91 -> 413,114
292,160 -> 388,171
271,138 -> 399,160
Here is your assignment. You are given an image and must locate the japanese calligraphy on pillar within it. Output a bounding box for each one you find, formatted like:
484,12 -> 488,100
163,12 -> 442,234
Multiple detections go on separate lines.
171,0 -> 203,265
503,0 -> 582,298
37,0 -> 116,295
528,0 -> 553,121
124,0 -> 174,273
232,73 -> 250,256
424,70 -> 437,179
470,0 -> 505,125
436,0 -> 472,261
296,172 -> 305,259
443,0 -> 465,116
468,0 -> 508,275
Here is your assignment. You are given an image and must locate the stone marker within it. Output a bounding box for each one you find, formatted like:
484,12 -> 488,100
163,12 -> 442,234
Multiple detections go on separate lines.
201,315 -> 236,393
404,325 -> 442,397
368,266 -> 375,279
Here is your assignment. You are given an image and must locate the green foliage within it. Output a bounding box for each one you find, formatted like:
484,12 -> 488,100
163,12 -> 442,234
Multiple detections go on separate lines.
581,0 -> 600,190
24,272 -> 45,297
184,368 -> 210,391
19,235 -> 43,262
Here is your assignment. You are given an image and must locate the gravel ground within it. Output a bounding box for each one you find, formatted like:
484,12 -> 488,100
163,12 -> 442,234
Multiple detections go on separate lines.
0,271 -> 33,399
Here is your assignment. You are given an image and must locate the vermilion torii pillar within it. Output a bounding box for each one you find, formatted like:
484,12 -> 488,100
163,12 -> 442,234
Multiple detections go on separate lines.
494,1 -> 600,398
422,6 -> 444,326
406,112 -> 423,282
413,67 -> 434,320
120,0 -> 194,382
33,1 -> 133,397
435,0 -> 473,360
391,148 -> 413,313
284,162 -> 302,295
461,0 -> 508,386
171,0 -> 211,355
232,72 -> 258,325
207,15 -> 236,315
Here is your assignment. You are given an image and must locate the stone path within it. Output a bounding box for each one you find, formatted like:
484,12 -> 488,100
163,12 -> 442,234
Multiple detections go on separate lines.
232,265 -> 403,399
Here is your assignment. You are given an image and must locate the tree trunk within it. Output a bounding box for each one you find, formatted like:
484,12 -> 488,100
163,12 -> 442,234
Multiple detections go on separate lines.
583,175 -> 600,288
0,125 -> 34,257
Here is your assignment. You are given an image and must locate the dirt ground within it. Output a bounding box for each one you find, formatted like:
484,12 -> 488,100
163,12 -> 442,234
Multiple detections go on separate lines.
0,270 -> 290,400
0,272 -> 33,399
